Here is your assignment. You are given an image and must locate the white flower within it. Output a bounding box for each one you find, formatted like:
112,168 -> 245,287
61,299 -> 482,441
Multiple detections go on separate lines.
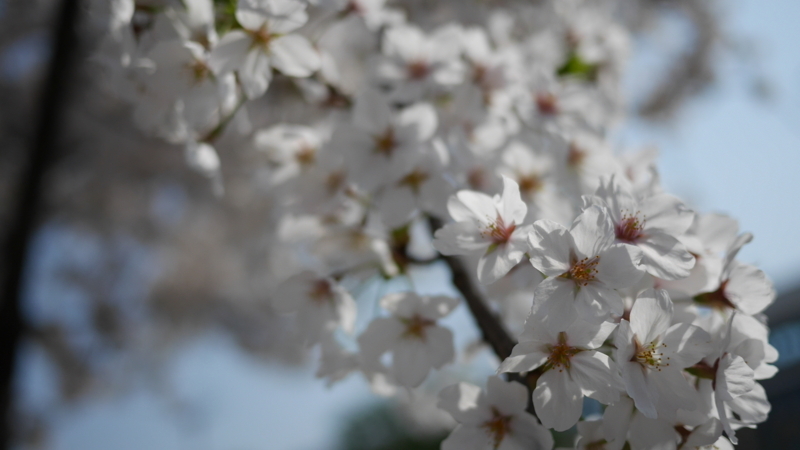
208,0 -> 320,98
584,175 -> 696,280
375,24 -> 465,101
357,292 -> 458,387
692,233 -> 775,316
527,205 -> 643,332
438,376 -> 554,450
615,289 -> 712,420
332,89 -> 438,191
499,317 -> 623,431
376,153 -> 453,228
272,271 -> 357,343
497,140 -> 571,223
433,176 -> 533,285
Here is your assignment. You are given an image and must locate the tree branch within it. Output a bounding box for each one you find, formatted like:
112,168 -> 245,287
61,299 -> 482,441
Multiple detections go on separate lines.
434,245 -> 517,359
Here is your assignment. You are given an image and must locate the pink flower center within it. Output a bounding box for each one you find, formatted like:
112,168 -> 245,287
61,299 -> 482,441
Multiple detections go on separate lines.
633,338 -> 670,371
567,143 -> 586,168
407,60 -> 430,80
545,332 -> 581,372
615,212 -> 645,243
483,215 -> 516,245
563,256 -> 600,286
535,92 -> 559,116
401,315 -> 435,340
373,128 -> 397,157
308,279 -> 334,304
517,174 -> 543,197
481,407 -> 513,449
399,169 -> 429,194
693,280 -> 735,310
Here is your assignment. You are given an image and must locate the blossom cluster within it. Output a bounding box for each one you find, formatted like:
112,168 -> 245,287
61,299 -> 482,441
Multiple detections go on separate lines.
92,0 -> 776,448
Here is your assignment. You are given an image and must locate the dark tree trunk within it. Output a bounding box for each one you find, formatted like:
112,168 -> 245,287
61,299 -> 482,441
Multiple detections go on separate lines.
0,0 -> 80,447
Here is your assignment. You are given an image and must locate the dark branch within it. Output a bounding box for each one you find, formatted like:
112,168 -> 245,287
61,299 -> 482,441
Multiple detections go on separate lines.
0,0 -> 80,447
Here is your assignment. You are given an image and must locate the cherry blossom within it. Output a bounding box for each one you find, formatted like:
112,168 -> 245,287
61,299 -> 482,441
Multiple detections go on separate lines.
438,377 -> 553,450
357,292 -> 458,388
433,176 -> 532,284
499,316 -> 623,431
527,205 -> 643,331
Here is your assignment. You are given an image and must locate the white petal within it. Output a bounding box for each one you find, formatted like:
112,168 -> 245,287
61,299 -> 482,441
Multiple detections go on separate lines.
683,418 -> 723,449
716,354 -> 755,401
508,413 -> 555,450
661,322 -> 712,369
418,295 -> 460,320
637,232 -> 695,280
570,205 -> 615,258
621,361 -> 658,419
649,366 -> 698,416
433,221 -> 490,254
208,30 -> 251,74
595,244 -> 644,289
639,193 -> 695,235
441,425 -> 491,450
498,341 -> 549,374
357,317 -> 404,362
438,383 -> 489,426
575,284 -> 623,322
270,34 -> 320,77
727,382 -> 769,424
570,351 -> 623,405
353,89 -> 392,134
627,412 -> 679,450
477,244 -> 524,284
499,176 -> 527,225
239,48 -> 273,98
725,262 -> 775,315
425,326 -> 455,369
602,396 -> 634,447
533,369 -> 583,431
393,338 -> 432,387
528,219 -> 573,277
534,277 -> 578,333
629,288 -> 672,345
397,102 -> 438,142
486,376 -> 529,416
334,288 -> 357,334
565,319 -> 617,349
449,190 -> 497,224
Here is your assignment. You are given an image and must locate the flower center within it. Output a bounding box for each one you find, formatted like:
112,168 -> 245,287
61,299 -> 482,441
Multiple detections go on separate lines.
615,212 -> 645,243
481,407 -> 513,449
399,169 -> 429,194
693,280 -> 735,310
188,59 -> 211,83
401,315 -> 436,340
407,60 -> 430,80
562,256 -> 600,286
251,25 -> 274,51
325,171 -> 346,195
373,128 -> 397,157
633,338 -> 670,371
567,143 -> 586,168
308,279 -> 334,304
585,441 -> 609,450
517,174 -> 543,196
535,92 -> 559,116
545,332 -> 581,372
295,145 -> 317,166
482,215 -> 516,246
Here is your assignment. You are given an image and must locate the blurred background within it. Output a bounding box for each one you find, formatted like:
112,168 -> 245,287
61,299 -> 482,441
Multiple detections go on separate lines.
2,0 -> 800,449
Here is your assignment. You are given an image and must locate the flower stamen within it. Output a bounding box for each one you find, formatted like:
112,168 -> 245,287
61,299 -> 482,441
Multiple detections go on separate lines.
481,407 -> 513,449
